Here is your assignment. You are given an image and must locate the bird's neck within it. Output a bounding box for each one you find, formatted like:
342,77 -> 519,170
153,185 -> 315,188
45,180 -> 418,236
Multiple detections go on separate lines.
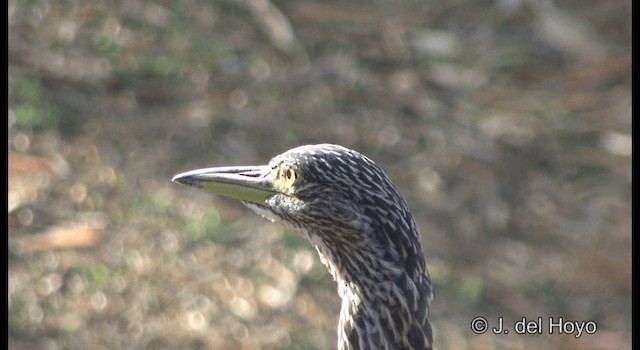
334,271 -> 432,350
314,247 -> 433,350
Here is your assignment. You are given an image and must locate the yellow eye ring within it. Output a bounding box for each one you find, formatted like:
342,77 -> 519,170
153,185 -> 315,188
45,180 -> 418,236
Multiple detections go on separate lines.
279,165 -> 298,189
272,163 -> 299,192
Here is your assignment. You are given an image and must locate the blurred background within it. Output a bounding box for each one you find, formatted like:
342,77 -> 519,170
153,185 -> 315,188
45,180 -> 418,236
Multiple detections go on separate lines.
8,0 -> 631,349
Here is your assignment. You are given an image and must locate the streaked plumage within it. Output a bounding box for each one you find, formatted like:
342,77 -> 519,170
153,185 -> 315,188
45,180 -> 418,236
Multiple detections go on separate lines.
173,144 -> 433,349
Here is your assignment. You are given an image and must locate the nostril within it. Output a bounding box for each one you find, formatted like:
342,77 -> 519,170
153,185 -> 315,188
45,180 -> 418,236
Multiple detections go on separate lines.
239,171 -> 261,178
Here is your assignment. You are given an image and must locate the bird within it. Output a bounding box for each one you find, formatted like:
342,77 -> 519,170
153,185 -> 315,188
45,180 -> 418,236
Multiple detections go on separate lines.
173,144 -> 433,349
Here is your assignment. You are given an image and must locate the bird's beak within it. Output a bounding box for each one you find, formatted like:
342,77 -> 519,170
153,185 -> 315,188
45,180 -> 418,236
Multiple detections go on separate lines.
172,165 -> 277,204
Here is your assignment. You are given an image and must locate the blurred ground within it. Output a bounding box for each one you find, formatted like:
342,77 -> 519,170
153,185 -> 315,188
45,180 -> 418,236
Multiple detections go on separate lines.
8,0 -> 631,349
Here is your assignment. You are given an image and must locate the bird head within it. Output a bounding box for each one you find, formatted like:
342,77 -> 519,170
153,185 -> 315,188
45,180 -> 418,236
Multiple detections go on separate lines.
173,144 -> 426,287
173,144 -> 433,349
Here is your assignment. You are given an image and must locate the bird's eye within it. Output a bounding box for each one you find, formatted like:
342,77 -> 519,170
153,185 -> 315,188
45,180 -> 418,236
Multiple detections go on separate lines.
280,166 -> 298,187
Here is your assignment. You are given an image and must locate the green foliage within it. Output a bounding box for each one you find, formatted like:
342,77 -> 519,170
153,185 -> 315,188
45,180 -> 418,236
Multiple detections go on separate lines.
13,76 -> 42,101
182,210 -> 234,245
91,34 -> 121,58
457,276 -> 484,306
147,55 -> 181,79
88,263 -> 111,289
281,229 -> 309,249
11,77 -> 60,130
282,335 -> 319,350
